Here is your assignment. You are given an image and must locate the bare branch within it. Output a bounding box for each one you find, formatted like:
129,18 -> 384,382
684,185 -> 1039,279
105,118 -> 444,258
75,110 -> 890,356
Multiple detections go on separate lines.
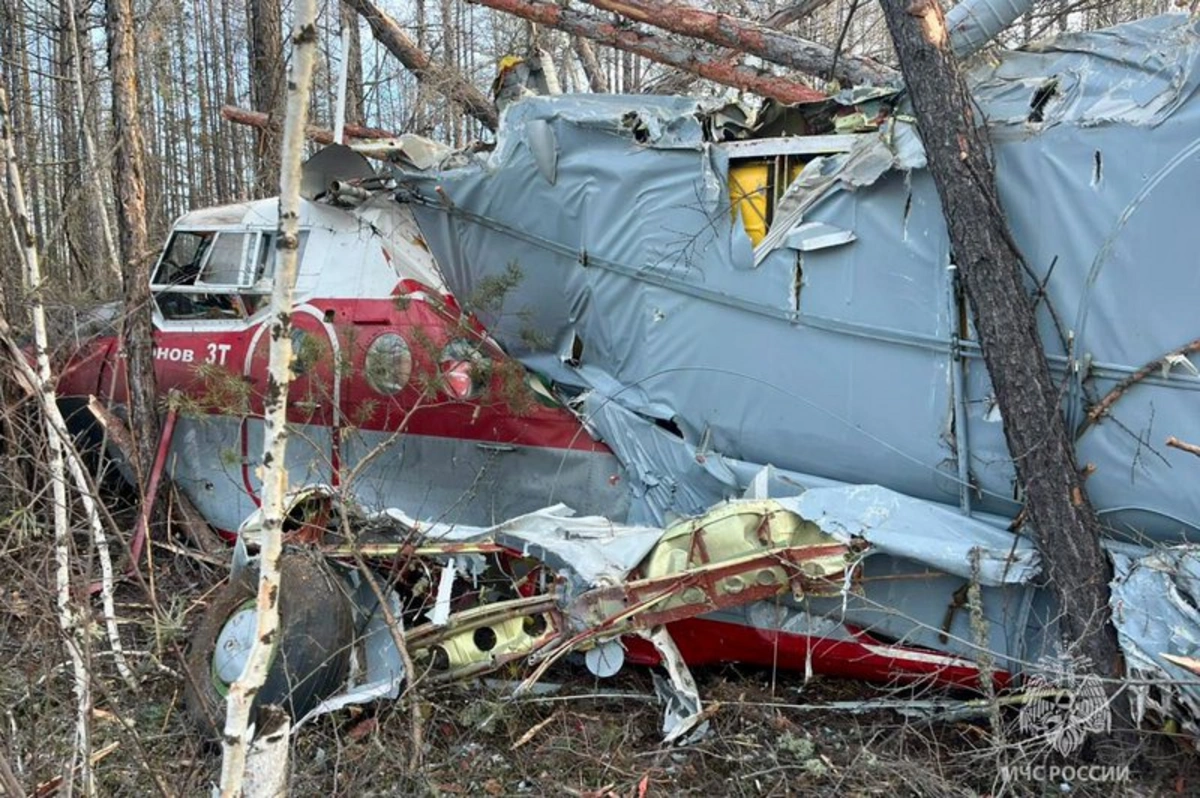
469,0 -> 826,104
580,0 -> 896,87
1166,436 -> 1200,459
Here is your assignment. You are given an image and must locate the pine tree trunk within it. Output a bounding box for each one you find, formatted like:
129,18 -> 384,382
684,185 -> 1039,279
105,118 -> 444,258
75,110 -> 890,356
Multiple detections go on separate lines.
249,0 -> 285,195
877,0 -> 1127,710
106,0 -> 160,501
340,1 -> 366,126
469,0 -> 825,104
580,0 -> 896,87
65,0 -> 120,281
345,0 -> 500,131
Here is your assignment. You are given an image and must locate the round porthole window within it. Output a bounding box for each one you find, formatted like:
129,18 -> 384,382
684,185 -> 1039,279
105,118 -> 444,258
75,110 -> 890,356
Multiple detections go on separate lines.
439,340 -> 489,400
364,332 -> 413,394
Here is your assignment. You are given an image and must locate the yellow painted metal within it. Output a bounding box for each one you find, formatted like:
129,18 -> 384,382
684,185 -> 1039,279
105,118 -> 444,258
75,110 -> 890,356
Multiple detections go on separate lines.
636,500 -> 848,614
436,614 -> 542,668
729,161 -> 807,246
729,163 -> 770,246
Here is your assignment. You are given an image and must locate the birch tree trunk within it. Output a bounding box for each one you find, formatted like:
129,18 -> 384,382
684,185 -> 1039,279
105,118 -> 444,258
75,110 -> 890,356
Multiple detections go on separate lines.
0,82 -> 94,798
217,1 -> 319,794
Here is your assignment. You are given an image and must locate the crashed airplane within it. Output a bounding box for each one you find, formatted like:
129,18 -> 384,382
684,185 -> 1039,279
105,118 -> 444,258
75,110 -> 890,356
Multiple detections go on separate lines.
55,4 -> 1200,742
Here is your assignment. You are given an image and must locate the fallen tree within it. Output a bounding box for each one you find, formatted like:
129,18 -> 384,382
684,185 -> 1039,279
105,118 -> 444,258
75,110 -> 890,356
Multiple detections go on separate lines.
580,0 -> 896,87
221,104 -> 398,143
468,0 -> 825,104
344,0 -> 499,131
878,0 -> 1128,724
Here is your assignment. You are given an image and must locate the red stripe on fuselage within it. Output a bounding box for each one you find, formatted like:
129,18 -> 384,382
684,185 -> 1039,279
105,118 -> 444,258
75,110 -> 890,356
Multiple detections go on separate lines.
57,296 -> 610,454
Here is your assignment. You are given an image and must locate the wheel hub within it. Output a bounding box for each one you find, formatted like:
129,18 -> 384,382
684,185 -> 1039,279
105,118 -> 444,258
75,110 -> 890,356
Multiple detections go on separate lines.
213,604 -> 258,686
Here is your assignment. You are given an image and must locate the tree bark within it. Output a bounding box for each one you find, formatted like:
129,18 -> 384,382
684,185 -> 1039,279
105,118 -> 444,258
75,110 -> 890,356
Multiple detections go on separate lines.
218,0 -> 318,794
221,104 -> 397,143
572,36 -> 609,92
580,0 -> 896,87
877,0 -> 1126,698
344,0 -> 499,131
469,0 -> 825,104
249,0 -> 286,193
340,1 -> 366,126
106,0 -> 160,504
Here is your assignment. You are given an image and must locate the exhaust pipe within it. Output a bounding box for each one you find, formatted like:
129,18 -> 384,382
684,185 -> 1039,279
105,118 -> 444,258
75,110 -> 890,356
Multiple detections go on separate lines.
946,0 -> 1037,58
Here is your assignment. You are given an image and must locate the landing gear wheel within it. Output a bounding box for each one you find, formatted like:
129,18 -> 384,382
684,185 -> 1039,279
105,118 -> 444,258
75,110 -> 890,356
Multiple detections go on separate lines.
184,551 -> 354,737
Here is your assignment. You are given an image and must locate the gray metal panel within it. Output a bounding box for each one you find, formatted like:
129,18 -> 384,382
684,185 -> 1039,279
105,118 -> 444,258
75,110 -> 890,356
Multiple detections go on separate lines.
397,15 -> 1200,541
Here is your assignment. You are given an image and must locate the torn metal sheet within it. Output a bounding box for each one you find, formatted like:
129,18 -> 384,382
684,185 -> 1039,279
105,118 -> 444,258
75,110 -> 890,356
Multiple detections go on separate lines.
648,628 -> 709,744
1111,546 -> 1200,741
970,14 -> 1200,127
393,15 -> 1200,546
784,485 -> 1041,586
758,118 -> 926,264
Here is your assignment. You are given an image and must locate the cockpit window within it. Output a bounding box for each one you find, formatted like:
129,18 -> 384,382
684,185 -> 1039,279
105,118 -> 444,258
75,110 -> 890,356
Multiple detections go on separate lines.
153,231 -> 213,287
198,232 -> 250,286
152,229 -> 307,322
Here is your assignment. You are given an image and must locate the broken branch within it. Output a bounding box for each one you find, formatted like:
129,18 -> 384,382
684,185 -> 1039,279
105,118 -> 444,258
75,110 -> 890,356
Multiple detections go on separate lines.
468,0 -> 826,104
580,0 -> 896,87
343,0 -> 499,130
220,104 -> 396,143
1166,436 -> 1200,459
1079,337 -> 1200,435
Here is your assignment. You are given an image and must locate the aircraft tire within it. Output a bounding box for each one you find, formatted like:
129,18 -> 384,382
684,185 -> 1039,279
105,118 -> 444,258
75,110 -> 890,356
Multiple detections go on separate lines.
184,550 -> 354,737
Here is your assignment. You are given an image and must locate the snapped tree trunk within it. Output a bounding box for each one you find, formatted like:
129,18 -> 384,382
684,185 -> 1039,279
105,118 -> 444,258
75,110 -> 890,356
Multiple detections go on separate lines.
220,104 -> 397,145
572,36 -> 609,92
469,0 -> 825,104
877,0 -> 1126,701
580,0 -> 896,87
344,0 -> 499,131
106,0 -> 160,504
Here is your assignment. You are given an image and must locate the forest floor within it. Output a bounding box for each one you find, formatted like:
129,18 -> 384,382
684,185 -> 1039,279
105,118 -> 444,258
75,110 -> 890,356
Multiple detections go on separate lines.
2,517 -> 1198,797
